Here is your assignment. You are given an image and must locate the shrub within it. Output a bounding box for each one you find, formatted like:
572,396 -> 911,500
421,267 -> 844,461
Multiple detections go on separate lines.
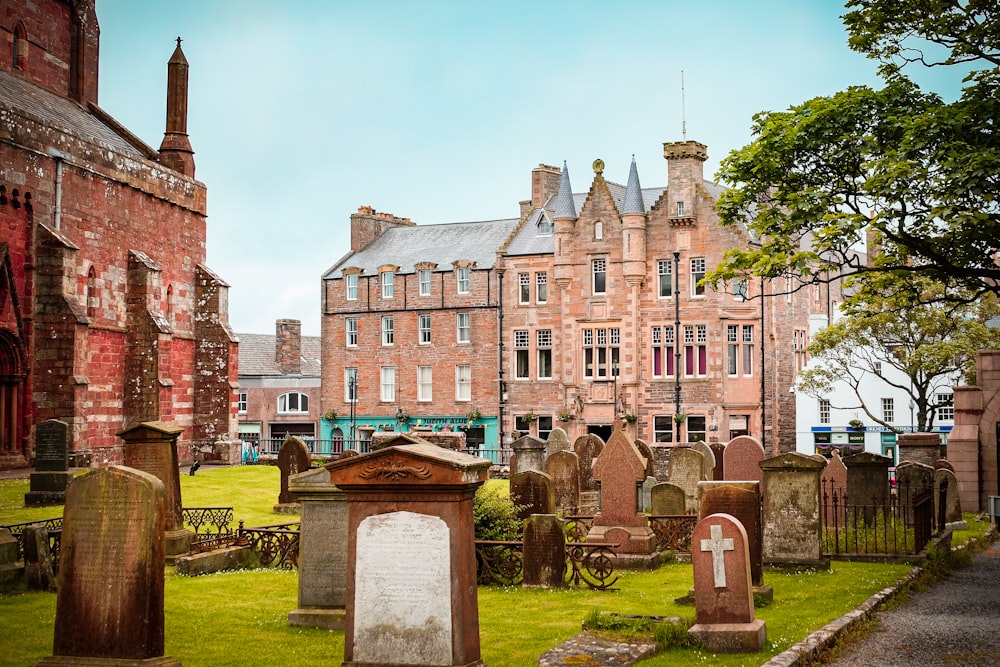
473,485 -> 523,540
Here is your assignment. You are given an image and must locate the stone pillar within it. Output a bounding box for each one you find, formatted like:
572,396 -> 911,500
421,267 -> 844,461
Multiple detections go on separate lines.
897,432 -> 942,468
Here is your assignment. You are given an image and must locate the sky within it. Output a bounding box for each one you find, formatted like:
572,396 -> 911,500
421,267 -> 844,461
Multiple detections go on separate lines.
94,1 -> 968,337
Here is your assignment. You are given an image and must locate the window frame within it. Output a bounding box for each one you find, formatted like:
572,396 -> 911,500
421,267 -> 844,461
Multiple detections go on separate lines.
381,271 -> 394,298
658,260 -> 673,298
536,272 -> 548,304
592,258 -> 607,295
418,314 -> 431,344
456,312 -> 471,343
457,267 -> 470,294
345,368 -> 358,403
417,366 -> 433,402
418,269 -> 432,296
346,274 -> 358,301
455,365 -> 471,401
346,317 -> 358,348
381,316 -> 394,346
537,329 -> 553,380
380,366 -> 396,402
519,273 -> 530,304
514,329 -> 530,380
236,391 -> 247,414
277,391 -> 309,414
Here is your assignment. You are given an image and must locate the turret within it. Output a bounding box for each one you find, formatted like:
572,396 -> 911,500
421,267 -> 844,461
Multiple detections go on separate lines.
552,162 -> 577,288
621,156 -> 647,284
663,140 -> 707,223
158,38 -> 196,177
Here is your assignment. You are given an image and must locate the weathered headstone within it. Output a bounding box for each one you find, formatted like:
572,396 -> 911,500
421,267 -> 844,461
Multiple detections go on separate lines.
573,434 -> 604,493
687,513 -> 767,653
933,458 -> 955,473
634,438 -> 656,479
25,419 -> 73,507
510,434 -> 546,475
640,476 -> 657,512
510,469 -> 555,520
698,482 -> 765,590
23,525 -> 56,592
709,442 -> 726,482
650,482 -> 687,516
843,451 -> 892,526
0,528 -> 22,593
667,447 -> 707,514
545,450 -> 580,513
934,467 -> 965,528
274,436 -> 311,513
692,441 -> 717,481
522,514 -> 566,588
586,424 -> 658,566
326,444 -> 490,667
895,460 -> 935,499
722,436 -> 765,482
118,421 -> 192,558
545,427 -> 571,461
287,465 -> 349,630
821,449 -> 848,497
38,466 -> 180,666
759,452 -> 828,568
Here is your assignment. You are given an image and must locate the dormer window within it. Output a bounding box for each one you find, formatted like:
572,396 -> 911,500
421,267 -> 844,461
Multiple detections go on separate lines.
381,271 -> 394,298
537,213 -> 553,235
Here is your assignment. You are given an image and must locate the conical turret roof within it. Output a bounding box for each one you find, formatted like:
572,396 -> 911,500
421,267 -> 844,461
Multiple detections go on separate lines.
552,161 -> 577,220
622,155 -> 645,215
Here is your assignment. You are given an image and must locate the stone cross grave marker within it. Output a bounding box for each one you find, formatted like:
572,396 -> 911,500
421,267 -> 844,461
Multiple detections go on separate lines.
687,513 -> 767,653
722,435 -> 765,482
698,481 -> 766,591
275,435 -> 311,512
38,466 -> 180,666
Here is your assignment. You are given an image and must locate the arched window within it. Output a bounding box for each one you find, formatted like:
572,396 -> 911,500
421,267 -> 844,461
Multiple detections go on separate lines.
594,221 -> 604,240
277,392 -> 309,414
86,266 -> 97,320
165,284 -> 174,326
12,22 -> 26,70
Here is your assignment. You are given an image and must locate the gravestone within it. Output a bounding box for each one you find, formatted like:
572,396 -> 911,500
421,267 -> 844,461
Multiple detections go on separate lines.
25,419 -> 73,507
843,452 -> 892,526
510,434 -> 546,475
634,438 -> 656,479
326,443 -> 490,667
586,424 -> 658,567
698,481 -> 765,591
573,434 -> 604,513
0,528 -> 22,592
640,476 -> 657,512
709,443 -> 726,482
274,436 -> 312,513
895,460 -> 935,499
339,448 -> 360,460
118,421 -> 192,558
522,514 -> 566,588
687,513 -> 767,653
545,450 -> 580,513
38,466 -> 180,666
287,465 -> 349,630
934,467 -> 965,528
510,469 -> 555,520
722,436 -> 765,482
667,447 -> 707,514
650,482 -> 687,516
821,449 -> 848,497
934,458 -> 955,472
692,441 -> 717,481
759,452 -> 828,568
545,427 -> 571,461
23,525 -> 56,592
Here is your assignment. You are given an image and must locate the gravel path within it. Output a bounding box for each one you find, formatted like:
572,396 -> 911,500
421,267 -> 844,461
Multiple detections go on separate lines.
824,539 -> 1000,667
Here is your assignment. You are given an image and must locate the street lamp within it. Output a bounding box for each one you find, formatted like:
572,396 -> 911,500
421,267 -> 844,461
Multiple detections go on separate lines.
673,250 -> 681,443
348,373 -> 358,451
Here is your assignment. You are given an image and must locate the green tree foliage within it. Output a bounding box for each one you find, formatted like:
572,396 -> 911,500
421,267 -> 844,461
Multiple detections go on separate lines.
796,277 -> 1000,431
707,1 -> 1000,303
473,484 -> 523,541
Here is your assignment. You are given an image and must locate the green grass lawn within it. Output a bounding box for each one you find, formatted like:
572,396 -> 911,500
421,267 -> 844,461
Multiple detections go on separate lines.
1,465 -> 974,667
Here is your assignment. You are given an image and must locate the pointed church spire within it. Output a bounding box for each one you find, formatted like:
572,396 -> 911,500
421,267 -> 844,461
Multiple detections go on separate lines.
158,37 -> 196,177
552,161 -> 577,220
622,155 -> 645,215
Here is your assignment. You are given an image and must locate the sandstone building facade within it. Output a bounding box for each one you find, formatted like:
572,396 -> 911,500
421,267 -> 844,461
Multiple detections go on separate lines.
0,0 -> 238,468
321,141 -> 827,455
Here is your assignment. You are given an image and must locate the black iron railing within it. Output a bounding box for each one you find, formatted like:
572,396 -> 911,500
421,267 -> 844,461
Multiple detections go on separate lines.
822,478 -> 938,556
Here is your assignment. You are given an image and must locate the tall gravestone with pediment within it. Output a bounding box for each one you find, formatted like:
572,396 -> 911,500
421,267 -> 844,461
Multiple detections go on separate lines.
25,419 -> 73,507
759,452 -> 828,569
287,465 -> 349,630
118,421 -> 193,558
37,466 -> 181,666
510,434 -> 546,475
326,444 -> 491,667
274,436 -> 312,514
586,423 -> 659,568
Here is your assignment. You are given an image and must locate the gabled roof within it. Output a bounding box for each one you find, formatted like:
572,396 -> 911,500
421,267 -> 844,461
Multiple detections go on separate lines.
324,218 -> 519,278
236,332 -> 322,377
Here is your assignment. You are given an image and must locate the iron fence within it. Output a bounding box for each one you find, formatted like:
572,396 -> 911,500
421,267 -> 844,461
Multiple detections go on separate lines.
473,539 -> 619,590
822,478 -> 939,556
2,517 -> 62,564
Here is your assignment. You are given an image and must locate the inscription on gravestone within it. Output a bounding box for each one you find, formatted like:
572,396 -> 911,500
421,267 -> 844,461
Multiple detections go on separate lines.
34,420 -> 69,472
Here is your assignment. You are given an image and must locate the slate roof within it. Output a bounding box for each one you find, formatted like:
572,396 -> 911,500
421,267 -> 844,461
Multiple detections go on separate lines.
324,218 -> 519,278
0,70 -> 146,157
236,332 -> 322,377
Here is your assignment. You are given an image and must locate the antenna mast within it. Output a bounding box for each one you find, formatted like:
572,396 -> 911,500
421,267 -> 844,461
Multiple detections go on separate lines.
681,70 -> 687,141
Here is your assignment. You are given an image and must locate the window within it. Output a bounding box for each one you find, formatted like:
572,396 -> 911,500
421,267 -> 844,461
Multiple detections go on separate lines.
794,329 -> 808,370
819,399 -> 831,424
457,267 -> 470,294
536,272 -> 547,303
594,221 -> 604,240
733,279 -> 748,301
12,22 -> 25,70
874,361 -> 882,375
346,317 -> 358,347
537,416 -> 553,441
652,325 -> 675,378
537,214 -> 553,235
418,366 -> 432,402
419,269 -> 431,296
677,201 -> 685,217
418,314 -> 431,344
537,330 -> 552,379
278,392 -> 309,414
455,365 -> 471,401
653,416 -> 673,443
236,391 -> 247,414
687,415 -> 707,443
658,260 -> 673,298
515,330 -> 529,379
346,274 -> 358,300
381,316 -> 394,345
519,273 -> 530,304
515,415 -> 535,432
456,312 -> 470,343
936,393 -> 954,421
380,367 -> 396,402
727,325 -> 739,376
345,368 -> 358,402
690,258 -> 706,296
381,271 -> 394,298
742,325 -> 754,376
583,327 -> 620,379
592,259 -> 606,295
684,324 -> 707,377
882,397 -> 895,423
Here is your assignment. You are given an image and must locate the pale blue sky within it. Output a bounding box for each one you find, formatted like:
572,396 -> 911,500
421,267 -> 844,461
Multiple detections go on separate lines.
95,1 -> 966,336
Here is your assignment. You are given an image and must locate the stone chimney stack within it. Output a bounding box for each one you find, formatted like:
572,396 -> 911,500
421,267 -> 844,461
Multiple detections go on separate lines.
275,319 -> 302,375
663,141 -> 707,222
520,163 -> 562,218
350,206 -> 415,252
158,37 -> 196,177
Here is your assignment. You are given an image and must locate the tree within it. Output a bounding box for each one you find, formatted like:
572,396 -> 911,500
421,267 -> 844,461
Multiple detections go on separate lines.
706,1 -> 1000,303
796,278 -> 1000,432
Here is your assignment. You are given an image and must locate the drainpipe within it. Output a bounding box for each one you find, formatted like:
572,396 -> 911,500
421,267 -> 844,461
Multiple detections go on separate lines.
48,148 -> 69,230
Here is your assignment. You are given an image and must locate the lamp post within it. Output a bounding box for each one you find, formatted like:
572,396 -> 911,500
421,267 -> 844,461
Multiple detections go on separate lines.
349,373 -> 357,451
673,250 -> 681,443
